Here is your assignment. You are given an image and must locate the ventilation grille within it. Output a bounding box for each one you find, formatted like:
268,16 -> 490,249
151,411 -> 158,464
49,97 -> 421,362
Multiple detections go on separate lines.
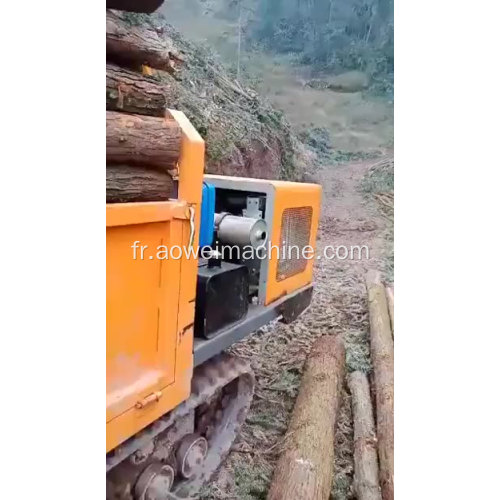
276,206 -> 313,282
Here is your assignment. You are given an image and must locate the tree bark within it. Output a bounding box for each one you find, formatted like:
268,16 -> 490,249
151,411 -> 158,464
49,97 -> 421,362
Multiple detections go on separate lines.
107,63 -> 176,116
365,270 -> 394,500
348,371 -> 382,500
106,10 -> 182,73
267,336 -> 345,500
385,286 -> 394,336
106,165 -> 175,203
106,111 -> 182,171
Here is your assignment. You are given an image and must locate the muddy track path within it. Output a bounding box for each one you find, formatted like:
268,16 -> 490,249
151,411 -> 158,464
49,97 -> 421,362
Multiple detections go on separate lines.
203,156 -> 393,500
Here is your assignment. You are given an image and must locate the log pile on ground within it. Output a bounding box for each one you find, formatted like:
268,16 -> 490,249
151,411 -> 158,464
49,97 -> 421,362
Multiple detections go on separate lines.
365,270 -> 394,500
265,270 -> 394,500
267,336 -> 345,500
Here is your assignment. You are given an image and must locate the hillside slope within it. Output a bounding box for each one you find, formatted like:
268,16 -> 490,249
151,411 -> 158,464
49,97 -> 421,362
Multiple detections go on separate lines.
119,11 -> 310,180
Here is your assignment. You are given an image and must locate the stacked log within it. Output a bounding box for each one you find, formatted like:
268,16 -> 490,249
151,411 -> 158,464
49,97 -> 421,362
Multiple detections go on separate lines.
106,112 -> 181,170
106,10 -> 183,74
106,165 -> 175,203
106,63 -> 169,116
106,8 -> 184,203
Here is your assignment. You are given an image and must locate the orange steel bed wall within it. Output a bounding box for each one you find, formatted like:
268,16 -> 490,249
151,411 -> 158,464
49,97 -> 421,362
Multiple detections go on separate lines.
106,111 -> 205,453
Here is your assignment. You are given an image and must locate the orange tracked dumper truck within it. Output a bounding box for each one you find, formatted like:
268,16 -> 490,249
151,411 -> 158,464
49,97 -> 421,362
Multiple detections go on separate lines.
106,5 -> 322,500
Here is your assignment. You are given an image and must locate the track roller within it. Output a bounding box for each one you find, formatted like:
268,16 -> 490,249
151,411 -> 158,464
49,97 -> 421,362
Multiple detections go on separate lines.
107,354 -> 255,500
176,434 -> 208,479
134,463 -> 175,500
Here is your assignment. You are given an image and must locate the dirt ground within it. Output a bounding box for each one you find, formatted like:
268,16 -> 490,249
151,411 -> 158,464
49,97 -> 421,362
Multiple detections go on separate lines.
200,152 -> 393,500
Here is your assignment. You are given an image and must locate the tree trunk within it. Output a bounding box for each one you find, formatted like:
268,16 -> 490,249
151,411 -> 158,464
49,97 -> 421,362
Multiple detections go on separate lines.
348,371 -> 382,500
267,336 -> 345,500
386,286 -> 394,335
106,111 -> 182,171
107,63 -> 177,116
106,10 -> 182,73
365,270 -> 394,500
106,165 -> 175,203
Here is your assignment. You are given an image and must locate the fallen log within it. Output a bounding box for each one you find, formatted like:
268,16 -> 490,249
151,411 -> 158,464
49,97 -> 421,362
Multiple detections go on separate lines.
348,371 -> 382,500
365,270 -> 394,500
106,165 -> 175,203
106,10 -> 182,73
107,63 -> 175,116
385,286 -> 394,335
106,111 -> 182,171
267,336 -> 345,500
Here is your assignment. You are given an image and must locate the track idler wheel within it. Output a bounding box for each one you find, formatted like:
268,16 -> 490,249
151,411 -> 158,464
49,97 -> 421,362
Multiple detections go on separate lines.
134,463 -> 175,500
169,355 -> 255,499
176,434 -> 208,479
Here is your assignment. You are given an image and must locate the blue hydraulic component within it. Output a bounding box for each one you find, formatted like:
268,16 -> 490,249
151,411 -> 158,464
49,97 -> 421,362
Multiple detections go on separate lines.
199,182 -> 216,247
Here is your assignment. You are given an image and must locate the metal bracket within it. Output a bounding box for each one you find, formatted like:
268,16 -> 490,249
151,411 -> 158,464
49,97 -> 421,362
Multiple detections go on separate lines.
242,197 -> 262,219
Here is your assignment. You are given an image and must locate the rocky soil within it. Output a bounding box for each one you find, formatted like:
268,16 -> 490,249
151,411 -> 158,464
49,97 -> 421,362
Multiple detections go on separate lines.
200,152 -> 393,500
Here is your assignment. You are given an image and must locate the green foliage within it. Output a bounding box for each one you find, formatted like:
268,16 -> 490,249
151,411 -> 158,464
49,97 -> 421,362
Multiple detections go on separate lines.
299,127 -> 335,165
299,127 -> 381,166
120,11 -> 150,25
360,158 -> 394,194
249,0 -> 393,90
145,12 -> 306,180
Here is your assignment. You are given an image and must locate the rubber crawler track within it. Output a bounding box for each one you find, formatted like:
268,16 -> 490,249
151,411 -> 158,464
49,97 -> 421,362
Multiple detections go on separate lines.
107,353 -> 255,499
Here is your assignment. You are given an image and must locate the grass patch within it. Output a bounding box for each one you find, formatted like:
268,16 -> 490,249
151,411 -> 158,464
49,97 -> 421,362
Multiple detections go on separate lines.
344,329 -> 372,373
360,160 -> 394,194
332,150 -> 381,165
233,462 -> 271,500
332,472 -> 352,500
299,126 -> 334,165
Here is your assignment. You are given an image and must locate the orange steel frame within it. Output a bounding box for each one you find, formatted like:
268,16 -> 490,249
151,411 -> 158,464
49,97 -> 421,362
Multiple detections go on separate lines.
106,111 -> 204,453
264,181 -> 321,305
204,175 -> 322,306
106,112 -> 322,454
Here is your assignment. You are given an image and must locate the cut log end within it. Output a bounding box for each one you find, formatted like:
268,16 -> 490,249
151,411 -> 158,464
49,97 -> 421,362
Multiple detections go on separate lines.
365,269 -> 383,288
